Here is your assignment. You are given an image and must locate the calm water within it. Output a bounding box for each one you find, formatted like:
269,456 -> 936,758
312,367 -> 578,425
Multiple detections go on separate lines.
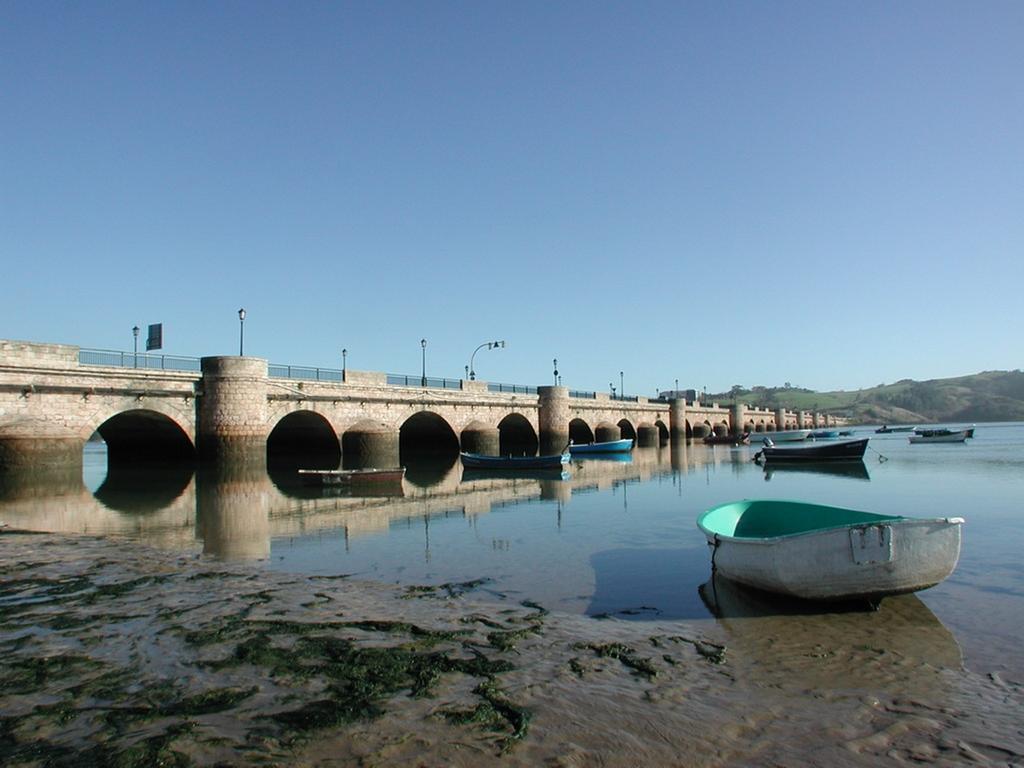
5,423 -> 1023,678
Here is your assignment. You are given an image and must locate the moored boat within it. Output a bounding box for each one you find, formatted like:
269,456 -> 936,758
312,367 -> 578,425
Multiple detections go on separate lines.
875,425 -> 914,433
460,451 -> 570,469
697,499 -> 963,601
568,438 -> 634,454
908,429 -> 970,444
761,429 -> 812,442
753,437 -> 869,463
298,467 -> 406,487
810,430 -> 839,439
704,432 -> 750,446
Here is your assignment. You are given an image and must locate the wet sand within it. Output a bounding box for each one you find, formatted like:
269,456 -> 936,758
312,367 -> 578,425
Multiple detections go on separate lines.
1,531 -> 1022,767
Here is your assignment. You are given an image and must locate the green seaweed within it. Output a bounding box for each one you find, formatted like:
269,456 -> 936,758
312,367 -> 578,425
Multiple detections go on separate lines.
442,678 -> 531,753
0,653 -> 102,694
575,642 -> 658,680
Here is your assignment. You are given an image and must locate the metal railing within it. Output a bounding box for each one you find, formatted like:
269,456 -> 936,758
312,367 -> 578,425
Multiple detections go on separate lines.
386,374 -> 462,390
610,394 -> 639,402
269,364 -> 343,383
79,349 -> 202,372
488,382 -> 538,395
569,390 -> 597,399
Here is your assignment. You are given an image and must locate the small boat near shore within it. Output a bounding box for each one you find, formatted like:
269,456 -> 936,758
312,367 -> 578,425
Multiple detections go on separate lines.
810,430 -> 839,439
697,499 -> 963,602
298,467 -> 406,487
909,429 -> 970,444
761,429 -> 812,442
460,451 -> 570,469
875,425 -> 915,433
704,432 -> 750,446
753,437 -> 869,463
568,438 -> 633,455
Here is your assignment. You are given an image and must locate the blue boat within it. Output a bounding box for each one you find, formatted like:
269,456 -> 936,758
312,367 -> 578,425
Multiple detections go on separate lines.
460,451 -> 570,470
810,430 -> 839,439
568,438 -> 634,455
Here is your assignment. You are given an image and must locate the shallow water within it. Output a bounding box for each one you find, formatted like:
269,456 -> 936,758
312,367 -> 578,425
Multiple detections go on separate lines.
7,423 -> 1024,681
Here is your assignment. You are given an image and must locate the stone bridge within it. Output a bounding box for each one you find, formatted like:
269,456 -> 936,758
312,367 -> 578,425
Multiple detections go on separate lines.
0,339 -> 835,475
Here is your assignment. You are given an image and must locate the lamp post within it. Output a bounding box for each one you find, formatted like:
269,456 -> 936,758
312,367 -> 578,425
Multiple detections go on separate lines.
620,371 -> 624,399
675,378 -> 679,397
610,383 -> 615,398
420,339 -> 427,387
132,326 -> 139,368
342,348 -> 347,381
238,308 -> 246,356
553,358 -> 558,386
469,340 -> 505,381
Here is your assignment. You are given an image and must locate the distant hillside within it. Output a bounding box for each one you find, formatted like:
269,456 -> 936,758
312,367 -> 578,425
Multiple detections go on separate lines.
713,370 -> 1024,425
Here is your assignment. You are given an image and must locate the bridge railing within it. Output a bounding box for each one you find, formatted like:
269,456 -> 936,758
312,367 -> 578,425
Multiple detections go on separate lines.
79,349 -> 202,372
269,364 -> 344,383
569,390 -> 597,399
610,394 -> 639,402
387,374 -> 462,390
487,382 -> 538,394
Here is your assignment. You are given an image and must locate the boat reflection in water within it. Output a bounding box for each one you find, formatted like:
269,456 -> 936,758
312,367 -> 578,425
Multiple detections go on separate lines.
762,460 -> 871,482
698,574 -> 962,692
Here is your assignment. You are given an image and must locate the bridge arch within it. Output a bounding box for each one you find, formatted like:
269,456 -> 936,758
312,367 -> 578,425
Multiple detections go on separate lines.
569,418 -> 594,445
617,419 -> 636,441
498,413 -> 538,456
684,419 -> 694,439
400,411 -> 459,459
655,420 -> 670,443
93,409 -> 195,466
267,410 -> 340,470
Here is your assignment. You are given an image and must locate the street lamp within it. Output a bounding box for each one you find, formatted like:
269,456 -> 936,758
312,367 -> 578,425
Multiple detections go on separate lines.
553,358 -> 558,386
420,339 -> 427,387
132,326 -> 139,368
469,340 -> 505,381
238,308 -> 246,356
342,348 -> 347,381
675,378 -> 679,396
610,383 -> 615,398
620,371 -> 624,399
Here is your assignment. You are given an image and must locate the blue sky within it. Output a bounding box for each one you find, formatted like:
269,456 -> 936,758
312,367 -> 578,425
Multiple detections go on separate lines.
3,2 -> 1021,395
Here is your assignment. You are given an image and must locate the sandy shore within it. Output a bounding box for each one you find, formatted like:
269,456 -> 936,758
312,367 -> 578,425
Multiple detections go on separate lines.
1,530 -> 1021,767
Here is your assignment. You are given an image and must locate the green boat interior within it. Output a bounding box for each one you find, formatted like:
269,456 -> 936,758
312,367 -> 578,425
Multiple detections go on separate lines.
700,500 -> 906,539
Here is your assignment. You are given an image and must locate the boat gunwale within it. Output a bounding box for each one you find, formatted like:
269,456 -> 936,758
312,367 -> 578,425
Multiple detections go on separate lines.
696,499 -> 963,544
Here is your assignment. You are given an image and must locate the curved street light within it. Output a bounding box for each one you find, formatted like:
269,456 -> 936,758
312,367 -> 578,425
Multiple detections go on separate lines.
469,340 -> 505,381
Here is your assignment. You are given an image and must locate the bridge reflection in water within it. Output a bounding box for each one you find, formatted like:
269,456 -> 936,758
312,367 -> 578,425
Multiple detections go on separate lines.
0,442 -> 736,558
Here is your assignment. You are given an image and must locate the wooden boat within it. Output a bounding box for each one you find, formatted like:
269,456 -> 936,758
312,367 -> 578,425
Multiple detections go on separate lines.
762,429 -> 812,442
697,499 -> 963,601
703,432 -> 750,446
568,438 -> 633,454
875,425 -> 914,433
810,430 -> 839,439
838,430 -> 855,436
908,429 -> 970,444
753,437 -> 869,463
460,451 -> 570,469
298,467 -> 406,487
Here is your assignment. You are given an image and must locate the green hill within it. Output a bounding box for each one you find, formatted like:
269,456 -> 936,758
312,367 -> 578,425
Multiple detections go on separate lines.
714,370 -> 1024,425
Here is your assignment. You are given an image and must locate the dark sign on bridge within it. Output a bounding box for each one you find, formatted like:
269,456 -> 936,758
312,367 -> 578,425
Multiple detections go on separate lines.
146,323 -> 163,351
